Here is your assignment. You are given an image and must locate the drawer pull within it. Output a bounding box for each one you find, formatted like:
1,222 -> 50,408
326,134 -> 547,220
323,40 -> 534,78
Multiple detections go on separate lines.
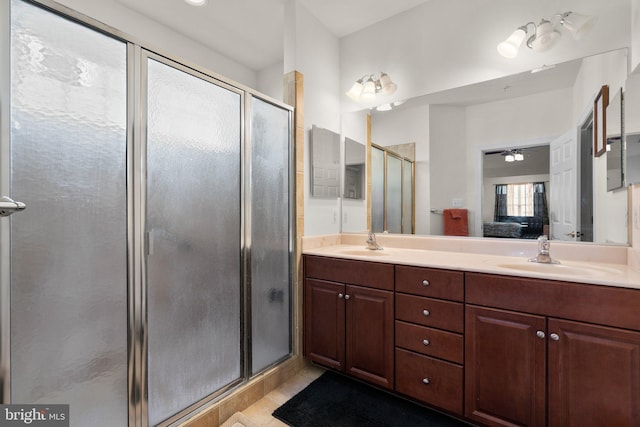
536,330 -> 545,339
422,339 -> 430,346
338,293 -> 344,299
422,280 -> 430,286
422,378 -> 430,385
344,294 -> 350,300
423,309 -> 430,317
550,333 -> 560,341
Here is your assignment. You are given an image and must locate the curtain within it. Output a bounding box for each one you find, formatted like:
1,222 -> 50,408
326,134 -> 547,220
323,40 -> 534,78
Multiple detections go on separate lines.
533,182 -> 549,224
494,184 -> 508,220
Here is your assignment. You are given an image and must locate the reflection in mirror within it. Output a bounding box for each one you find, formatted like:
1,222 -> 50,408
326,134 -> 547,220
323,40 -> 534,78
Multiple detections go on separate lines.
343,137 -> 365,200
371,144 -> 415,234
359,48 -> 629,245
482,146 -> 549,240
310,125 -> 340,198
625,72 -> 640,185
606,88 -> 623,191
371,146 -> 384,232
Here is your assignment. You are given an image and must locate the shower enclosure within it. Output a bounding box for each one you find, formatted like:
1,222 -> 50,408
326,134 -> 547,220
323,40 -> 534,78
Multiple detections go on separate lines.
0,1 -> 293,426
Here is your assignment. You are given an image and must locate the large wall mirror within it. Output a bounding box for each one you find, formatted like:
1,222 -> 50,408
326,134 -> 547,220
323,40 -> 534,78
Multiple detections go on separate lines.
342,48 -> 631,245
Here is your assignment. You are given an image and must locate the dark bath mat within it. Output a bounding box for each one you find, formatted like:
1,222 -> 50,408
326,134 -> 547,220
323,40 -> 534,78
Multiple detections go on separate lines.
272,370 -> 473,427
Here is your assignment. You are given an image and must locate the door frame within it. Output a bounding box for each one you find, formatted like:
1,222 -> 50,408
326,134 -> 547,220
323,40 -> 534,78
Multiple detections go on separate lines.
0,0 -> 11,404
473,136 -> 551,237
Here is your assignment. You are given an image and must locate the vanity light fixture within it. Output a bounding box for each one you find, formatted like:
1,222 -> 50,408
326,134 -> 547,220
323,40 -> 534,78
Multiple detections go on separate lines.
497,11 -> 596,58
346,72 -> 397,102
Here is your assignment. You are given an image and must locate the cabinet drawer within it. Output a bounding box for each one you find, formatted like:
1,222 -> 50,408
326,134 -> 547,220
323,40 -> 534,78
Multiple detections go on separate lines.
396,265 -> 464,301
395,348 -> 463,415
304,255 -> 394,291
466,272 -> 640,331
396,294 -> 463,333
395,321 -> 463,364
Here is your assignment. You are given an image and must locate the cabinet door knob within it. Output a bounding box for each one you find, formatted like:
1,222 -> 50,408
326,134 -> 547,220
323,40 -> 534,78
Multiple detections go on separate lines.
344,294 -> 350,300
422,378 -> 430,385
550,333 -> 560,341
536,330 -> 545,339
422,339 -> 430,346
423,309 -> 430,317
422,280 -> 430,286
338,293 -> 344,299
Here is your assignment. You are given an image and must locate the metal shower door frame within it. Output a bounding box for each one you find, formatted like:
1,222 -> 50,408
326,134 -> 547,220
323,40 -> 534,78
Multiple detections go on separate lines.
0,1 -> 295,426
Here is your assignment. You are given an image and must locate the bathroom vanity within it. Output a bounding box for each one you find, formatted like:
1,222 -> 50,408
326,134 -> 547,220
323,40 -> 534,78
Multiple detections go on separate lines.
302,237 -> 640,427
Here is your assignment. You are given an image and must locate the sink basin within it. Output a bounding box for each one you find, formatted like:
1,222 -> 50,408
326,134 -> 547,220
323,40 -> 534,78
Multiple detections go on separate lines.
339,249 -> 388,257
496,262 -> 619,277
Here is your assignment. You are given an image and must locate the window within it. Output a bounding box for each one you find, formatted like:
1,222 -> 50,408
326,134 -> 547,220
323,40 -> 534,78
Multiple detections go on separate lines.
506,183 -> 534,216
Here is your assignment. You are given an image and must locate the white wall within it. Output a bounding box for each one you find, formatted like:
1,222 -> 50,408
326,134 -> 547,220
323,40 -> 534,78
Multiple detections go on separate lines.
340,110 -> 369,233
52,0 -> 257,87
284,1 -> 342,236
572,49 -> 629,244
429,106 -> 466,236
371,104 -> 430,234
256,62 -> 284,102
632,0 -> 640,71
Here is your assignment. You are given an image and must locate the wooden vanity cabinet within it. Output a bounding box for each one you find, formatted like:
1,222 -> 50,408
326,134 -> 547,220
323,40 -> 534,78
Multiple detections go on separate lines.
394,265 -> 465,415
547,319 -> 640,427
466,273 -> 640,427
303,255 -> 395,389
465,305 -> 546,427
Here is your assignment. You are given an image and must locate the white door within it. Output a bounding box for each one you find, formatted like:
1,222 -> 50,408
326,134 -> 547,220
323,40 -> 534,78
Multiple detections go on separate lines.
549,129 -> 579,241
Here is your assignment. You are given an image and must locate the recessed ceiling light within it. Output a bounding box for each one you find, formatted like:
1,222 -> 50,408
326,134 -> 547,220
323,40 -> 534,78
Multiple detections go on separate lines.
184,0 -> 207,6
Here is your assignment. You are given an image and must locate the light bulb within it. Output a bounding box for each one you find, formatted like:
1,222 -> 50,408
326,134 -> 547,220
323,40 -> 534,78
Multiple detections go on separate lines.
529,19 -> 560,52
361,78 -> 377,101
346,81 -> 364,101
497,28 -> 527,58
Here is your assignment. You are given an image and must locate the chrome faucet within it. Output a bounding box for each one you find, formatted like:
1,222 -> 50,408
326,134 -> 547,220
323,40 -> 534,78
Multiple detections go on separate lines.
366,231 -> 383,250
528,235 -> 559,264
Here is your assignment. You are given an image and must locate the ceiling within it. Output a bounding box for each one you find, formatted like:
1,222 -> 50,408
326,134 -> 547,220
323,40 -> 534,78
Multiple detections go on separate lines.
483,145 -> 550,178
373,56 -> 584,113
113,0 -> 431,70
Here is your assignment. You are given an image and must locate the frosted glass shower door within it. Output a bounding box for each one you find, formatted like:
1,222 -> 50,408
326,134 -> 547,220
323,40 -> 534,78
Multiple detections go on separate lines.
145,57 -> 242,425
402,160 -> 414,234
9,1 -> 129,425
371,147 -> 385,233
386,155 -> 403,234
250,97 -> 292,373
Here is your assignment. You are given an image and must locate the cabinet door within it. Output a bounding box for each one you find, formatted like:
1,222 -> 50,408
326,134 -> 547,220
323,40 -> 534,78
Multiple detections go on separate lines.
346,284 -> 394,389
304,278 -> 345,370
548,318 -> 640,427
465,306 -> 546,427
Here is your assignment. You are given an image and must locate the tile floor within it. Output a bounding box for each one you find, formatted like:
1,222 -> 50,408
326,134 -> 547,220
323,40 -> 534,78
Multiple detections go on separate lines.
221,364 -> 325,427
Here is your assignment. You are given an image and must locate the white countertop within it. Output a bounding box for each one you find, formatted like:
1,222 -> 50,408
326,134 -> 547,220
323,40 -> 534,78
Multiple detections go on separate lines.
302,239 -> 640,290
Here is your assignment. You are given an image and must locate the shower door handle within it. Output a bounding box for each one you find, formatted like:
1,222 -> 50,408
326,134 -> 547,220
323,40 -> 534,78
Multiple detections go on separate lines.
0,196 -> 26,217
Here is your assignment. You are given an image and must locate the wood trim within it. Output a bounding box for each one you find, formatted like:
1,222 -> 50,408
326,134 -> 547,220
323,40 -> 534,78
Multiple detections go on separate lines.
366,113 -> 372,231
284,70 -> 304,357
